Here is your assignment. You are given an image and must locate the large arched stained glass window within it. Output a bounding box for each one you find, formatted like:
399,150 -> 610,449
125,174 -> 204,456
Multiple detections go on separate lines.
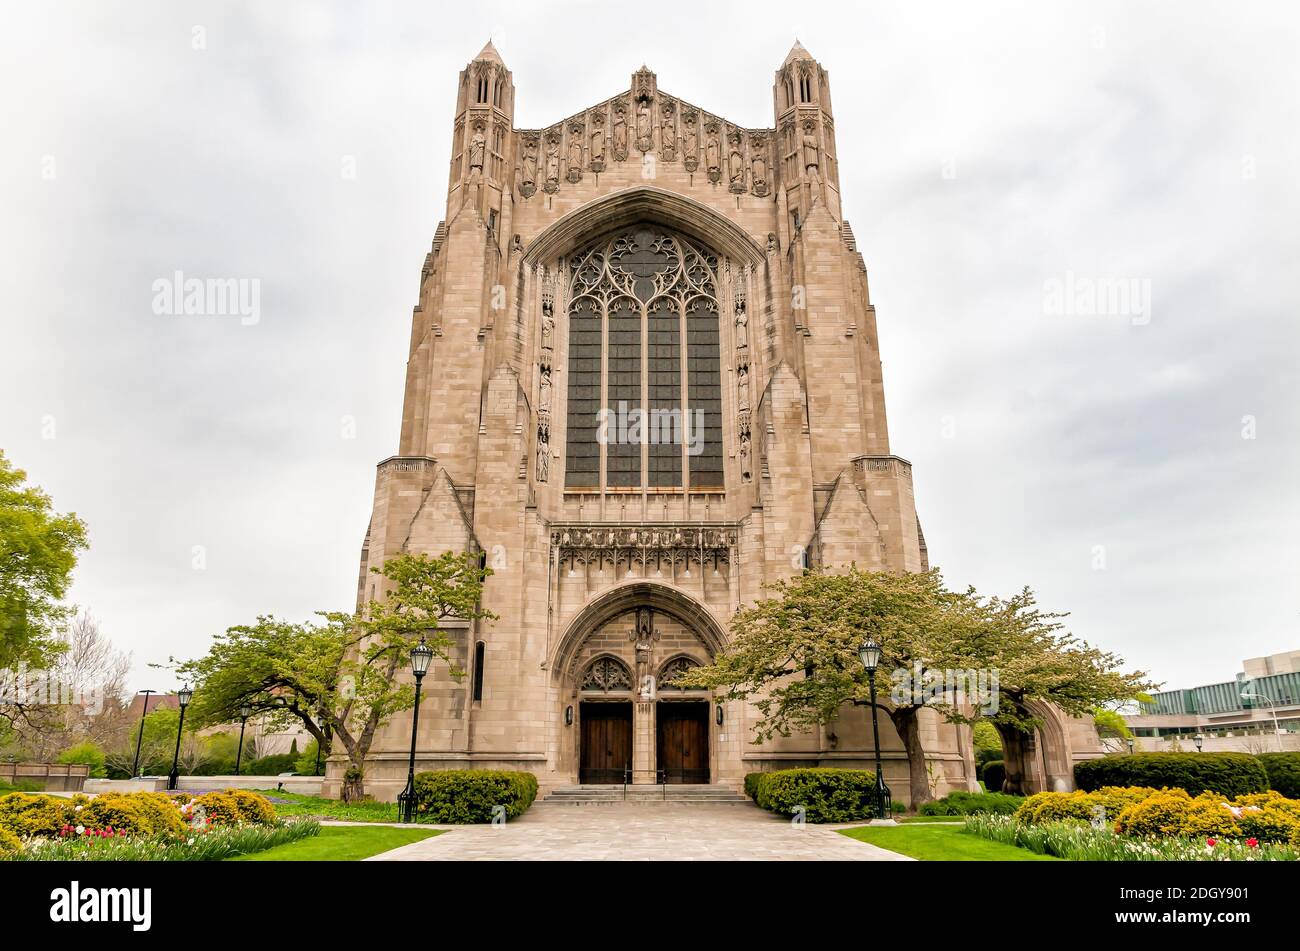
563,226 -> 723,491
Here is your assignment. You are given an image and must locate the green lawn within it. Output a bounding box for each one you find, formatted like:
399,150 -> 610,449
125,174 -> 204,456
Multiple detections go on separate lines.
228,825 -> 440,861
840,823 -> 1060,861
253,789 -> 444,824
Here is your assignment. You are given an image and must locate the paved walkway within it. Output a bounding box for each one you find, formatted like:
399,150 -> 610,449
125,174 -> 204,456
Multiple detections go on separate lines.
365,802 -> 910,861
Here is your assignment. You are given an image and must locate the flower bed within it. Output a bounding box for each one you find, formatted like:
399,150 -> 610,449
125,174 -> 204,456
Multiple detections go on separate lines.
1014,786 -> 1300,844
0,788 -> 312,860
4,818 -> 319,861
965,814 -> 1300,861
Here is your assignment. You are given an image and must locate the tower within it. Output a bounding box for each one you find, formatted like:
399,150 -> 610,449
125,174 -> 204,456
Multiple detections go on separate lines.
333,42 -> 971,801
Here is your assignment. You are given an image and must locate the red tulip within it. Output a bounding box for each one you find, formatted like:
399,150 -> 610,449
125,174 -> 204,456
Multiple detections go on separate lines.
1206,838 -> 1217,847
1247,838 -> 1259,848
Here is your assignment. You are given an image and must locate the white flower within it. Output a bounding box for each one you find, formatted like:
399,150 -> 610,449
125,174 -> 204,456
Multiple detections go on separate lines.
75,825 -> 85,835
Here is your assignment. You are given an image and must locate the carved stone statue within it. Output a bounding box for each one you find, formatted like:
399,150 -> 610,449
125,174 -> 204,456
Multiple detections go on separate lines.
612,100 -> 628,161
737,363 -> 750,412
541,297 -> 554,345
538,364 -> 551,411
519,135 -> 538,197
660,102 -> 676,161
536,421 -> 549,483
590,117 -> 606,171
566,125 -> 584,183
750,135 -> 769,196
734,296 -> 748,349
728,132 -> 745,192
635,98 -> 653,152
682,110 -> 699,171
802,120 -> 820,178
705,122 -> 721,183
544,132 -> 560,193
767,232 -> 778,254
468,124 -> 486,174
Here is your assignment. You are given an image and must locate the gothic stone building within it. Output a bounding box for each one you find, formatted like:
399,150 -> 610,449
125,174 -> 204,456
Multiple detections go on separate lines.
324,42 -> 1096,801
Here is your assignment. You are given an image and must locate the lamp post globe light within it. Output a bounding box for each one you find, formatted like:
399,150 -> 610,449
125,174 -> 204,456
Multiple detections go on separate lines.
1126,737 -> 1135,754
130,689 -> 156,778
398,638 -> 434,823
858,638 -> 893,823
167,685 -> 193,791
1194,733 -> 1205,752
234,702 -> 252,776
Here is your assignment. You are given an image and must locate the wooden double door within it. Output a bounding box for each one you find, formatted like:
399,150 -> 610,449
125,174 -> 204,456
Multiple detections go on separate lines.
656,701 -> 710,784
579,702 -> 632,784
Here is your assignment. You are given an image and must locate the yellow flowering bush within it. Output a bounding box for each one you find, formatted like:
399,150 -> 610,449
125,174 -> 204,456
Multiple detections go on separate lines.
0,826 -> 22,856
1114,789 -> 1194,837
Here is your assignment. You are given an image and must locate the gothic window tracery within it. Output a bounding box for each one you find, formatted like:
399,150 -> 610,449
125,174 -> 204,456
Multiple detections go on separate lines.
658,656 -> 701,689
580,656 -> 633,692
562,225 -> 723,491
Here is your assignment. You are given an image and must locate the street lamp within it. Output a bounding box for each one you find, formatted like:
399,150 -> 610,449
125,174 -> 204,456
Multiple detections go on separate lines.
1194,733 -> 1205,752
857,637 -> 893,822
131,689 -> 156,778
398,638 -> 434,823
1240,689 -> 1284,751
234,702 -> 252,776
1126,737 -> 1135,754
167,685 -> 193,790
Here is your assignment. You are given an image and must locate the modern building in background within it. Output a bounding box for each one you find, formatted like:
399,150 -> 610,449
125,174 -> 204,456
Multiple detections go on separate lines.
1125,648 -> 1300,752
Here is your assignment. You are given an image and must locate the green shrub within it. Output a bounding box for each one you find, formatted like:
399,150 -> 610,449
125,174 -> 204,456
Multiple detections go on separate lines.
1257,753 -> 1300,799
0,792 -> 72,838
981,760 -> 1005,793
228,790 -> 276,825
411,770 -> 539,823
917,791 -> 1022,816
750,768 -> 878,823
0,826 -> 20,856
57,741 -> 107,778
1074,752 -> 1268,798
1235,793 -> 1300,843
77,794 -> 157,837
190,789 -> 275,825
245,753 -> 298,776
743,772 -> 767,801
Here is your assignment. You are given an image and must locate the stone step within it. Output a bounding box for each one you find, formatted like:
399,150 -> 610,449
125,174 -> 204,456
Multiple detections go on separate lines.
540,783 -> 751,805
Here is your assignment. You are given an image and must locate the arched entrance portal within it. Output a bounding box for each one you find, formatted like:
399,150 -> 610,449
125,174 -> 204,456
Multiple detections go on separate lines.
558,583 -> 724,784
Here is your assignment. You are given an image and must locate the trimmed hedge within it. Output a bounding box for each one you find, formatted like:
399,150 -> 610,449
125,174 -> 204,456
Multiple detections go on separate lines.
981,760 -> 1005,794
917,791 -> 1022,816
1257,752 -> 1300,799
745,768 -> 880,823
411,769 -> 538,824
1074,752 -> 1268,798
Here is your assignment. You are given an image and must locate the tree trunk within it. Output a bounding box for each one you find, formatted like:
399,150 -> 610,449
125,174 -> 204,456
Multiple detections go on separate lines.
890,707 -> 935,809
341,755 -> 366,802
996,723 -> 1032,796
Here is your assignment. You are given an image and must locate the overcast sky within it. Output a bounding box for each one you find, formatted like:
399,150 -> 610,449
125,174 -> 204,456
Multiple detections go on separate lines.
2,1 -> 1297,696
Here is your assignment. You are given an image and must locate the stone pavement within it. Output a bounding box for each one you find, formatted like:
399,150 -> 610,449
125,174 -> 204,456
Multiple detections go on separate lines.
365,801 -> 911,861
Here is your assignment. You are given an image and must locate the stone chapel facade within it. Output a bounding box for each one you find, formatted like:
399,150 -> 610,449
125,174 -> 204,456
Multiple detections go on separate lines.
324,42 -> 1092,801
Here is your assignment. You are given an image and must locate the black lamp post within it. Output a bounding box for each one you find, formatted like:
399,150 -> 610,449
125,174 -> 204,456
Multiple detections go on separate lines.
166,685 -> 193,791
398,639 -> 434,823
131,689 -> 156,777
1126,737 -> 1135,754
234,702 -> 252,775
858,637 -> 892,821
1194,733 -> 1205,752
